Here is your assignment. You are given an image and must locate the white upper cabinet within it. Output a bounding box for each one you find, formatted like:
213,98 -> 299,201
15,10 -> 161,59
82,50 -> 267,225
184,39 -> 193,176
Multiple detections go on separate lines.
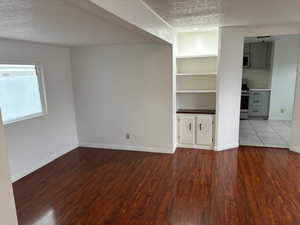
244,42 -> 272,69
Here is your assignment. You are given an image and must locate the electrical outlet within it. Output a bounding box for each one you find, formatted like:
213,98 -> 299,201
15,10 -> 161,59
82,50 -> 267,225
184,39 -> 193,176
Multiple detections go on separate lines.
126,133 -> 131,140
281,109 -> 285,114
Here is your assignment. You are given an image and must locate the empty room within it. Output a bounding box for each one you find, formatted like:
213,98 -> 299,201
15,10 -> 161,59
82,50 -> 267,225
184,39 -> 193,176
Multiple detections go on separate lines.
0,1 -> 300,225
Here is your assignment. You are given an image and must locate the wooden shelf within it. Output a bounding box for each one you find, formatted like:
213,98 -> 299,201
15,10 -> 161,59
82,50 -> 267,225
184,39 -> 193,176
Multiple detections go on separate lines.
177,90 -> 216,94
177,109 -> 216,115
176,54 -> 218,59
177,72 -> 217,76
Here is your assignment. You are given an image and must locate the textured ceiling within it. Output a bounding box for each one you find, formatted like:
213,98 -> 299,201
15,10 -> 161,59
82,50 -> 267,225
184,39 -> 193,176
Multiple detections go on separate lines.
143,0 -> 222,31
0,0 -> 157,46
143,0 -> 300,31
2,0 -> 300,45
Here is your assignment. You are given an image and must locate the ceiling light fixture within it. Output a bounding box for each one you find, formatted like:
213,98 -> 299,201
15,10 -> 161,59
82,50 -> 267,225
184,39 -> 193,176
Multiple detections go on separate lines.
257,36 -> 271,43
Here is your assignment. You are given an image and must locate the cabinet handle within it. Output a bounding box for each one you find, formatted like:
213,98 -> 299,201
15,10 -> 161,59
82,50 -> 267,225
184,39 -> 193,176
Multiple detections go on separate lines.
189,123 -> 192,131
199,124 -> 202,131
253,100 -> 260,103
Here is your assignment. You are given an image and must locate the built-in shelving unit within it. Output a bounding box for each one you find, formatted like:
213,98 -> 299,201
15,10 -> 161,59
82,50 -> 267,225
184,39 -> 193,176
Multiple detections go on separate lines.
176,30 -> 219,150
176,53 -> 218,111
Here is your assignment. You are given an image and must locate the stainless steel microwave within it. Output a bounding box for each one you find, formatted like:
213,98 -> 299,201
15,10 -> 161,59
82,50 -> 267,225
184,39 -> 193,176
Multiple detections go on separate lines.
243,54 -> 250,68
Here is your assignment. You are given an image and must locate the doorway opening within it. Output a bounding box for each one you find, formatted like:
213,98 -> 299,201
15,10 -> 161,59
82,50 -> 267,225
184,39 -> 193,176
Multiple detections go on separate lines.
239,34 -> 299,148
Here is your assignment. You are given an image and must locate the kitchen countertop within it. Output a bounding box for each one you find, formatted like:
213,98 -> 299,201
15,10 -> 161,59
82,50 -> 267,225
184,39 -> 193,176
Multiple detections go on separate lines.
250,89 -> 271,91
242,89 -> 271,93
176,109 -> 216,114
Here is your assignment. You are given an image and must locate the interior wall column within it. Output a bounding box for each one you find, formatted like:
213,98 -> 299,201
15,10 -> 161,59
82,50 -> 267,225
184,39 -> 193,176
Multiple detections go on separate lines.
290,42 -> 300,153
215,27 -> 244,151
0,112 -> 19,225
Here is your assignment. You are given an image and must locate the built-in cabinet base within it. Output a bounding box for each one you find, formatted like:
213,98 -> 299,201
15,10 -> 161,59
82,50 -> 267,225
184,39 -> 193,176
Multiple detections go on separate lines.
177,113 -> 215,150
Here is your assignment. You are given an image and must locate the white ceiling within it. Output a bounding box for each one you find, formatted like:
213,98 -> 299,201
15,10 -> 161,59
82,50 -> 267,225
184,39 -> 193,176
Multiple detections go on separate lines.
2,0 -> 300,45
0,0 -> 158,46
143,0 -> 300,31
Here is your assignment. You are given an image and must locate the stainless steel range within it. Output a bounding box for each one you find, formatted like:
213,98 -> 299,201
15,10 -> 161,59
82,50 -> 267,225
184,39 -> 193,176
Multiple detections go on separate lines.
241,79 -> 249,119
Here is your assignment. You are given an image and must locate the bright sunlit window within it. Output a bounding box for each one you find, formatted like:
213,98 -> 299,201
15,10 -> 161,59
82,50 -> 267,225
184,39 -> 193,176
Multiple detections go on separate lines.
0,64 -> 47,124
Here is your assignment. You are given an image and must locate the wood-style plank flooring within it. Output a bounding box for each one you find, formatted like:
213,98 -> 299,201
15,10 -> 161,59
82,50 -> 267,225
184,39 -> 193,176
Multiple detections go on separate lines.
13,147 -> 300,225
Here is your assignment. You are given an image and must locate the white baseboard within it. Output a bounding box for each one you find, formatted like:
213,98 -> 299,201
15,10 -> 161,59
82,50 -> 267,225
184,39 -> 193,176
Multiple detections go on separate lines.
11,144 -> 79,183
215,143 -> 239,151
177,144 -> 214,150
172,145 -> 177,153
80,142 -> 174,154
289,146 -> 300,153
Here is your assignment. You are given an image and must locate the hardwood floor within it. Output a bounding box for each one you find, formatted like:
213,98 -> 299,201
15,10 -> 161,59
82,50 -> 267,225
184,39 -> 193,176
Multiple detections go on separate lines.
13,147 -> 300,225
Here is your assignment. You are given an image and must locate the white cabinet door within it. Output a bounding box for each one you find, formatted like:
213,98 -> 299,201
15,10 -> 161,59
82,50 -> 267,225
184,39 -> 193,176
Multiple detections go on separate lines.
196,115 -> 213,146
178,115 -> 195,145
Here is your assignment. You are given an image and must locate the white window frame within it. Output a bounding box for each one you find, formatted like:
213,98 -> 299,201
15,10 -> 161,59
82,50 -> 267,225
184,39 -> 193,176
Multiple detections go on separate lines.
0,61 -> 48,125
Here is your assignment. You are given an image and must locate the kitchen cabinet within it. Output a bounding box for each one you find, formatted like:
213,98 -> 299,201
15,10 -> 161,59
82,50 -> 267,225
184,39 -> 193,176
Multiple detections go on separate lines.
244,43 -> 251,54
248,91 -> 270,117
177,114 -> 214,149
244,42 -> 272,69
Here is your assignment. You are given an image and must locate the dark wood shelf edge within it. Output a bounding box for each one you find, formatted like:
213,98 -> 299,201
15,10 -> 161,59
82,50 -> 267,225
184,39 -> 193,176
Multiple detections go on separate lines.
176,109 -> 216,115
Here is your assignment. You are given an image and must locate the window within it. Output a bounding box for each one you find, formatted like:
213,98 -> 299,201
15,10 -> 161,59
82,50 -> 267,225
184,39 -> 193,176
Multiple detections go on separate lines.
0,64 -> 47,124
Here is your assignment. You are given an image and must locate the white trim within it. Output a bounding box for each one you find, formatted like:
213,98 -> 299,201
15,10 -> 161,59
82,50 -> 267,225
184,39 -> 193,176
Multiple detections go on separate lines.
36,63 -> 48,115
172,145 -> 177,153
3,112 -> 47,126
289,146 -> 300,153
11,144 -> 79,182
215,143 -> 239,151
80,142 -> 174,154
177,144 -> 214,150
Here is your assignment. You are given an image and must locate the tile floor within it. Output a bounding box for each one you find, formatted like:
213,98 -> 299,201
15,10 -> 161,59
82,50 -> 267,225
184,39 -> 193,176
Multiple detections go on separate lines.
239,120 -> 292,148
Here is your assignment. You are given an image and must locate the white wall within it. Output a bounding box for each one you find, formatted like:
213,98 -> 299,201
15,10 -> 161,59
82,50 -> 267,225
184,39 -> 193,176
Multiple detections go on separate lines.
269,35 -> 300,120
0,116 -> 18,225
177,30 -> 219,56
242,69 -> 272,89
215,27 -> 244,151
0,39 -> 78,181
71,44 -> 174,153
177,93 -> 216,110
244,24 -> 300,38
